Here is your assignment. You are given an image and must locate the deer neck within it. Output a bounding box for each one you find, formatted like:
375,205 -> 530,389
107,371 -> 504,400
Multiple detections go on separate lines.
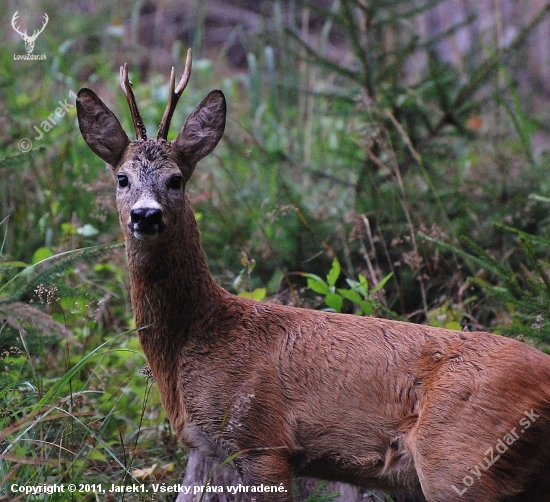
125,198 -> 225,333
124,198 -> 225,429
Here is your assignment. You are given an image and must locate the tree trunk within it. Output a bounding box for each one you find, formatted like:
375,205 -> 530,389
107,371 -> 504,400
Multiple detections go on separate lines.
174,449 -> 425,502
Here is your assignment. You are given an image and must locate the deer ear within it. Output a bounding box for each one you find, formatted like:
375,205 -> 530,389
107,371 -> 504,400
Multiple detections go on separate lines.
76,88 -> 130,168
174,90 -> 226,172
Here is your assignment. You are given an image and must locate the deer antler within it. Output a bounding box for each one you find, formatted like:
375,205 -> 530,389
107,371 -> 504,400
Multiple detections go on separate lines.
11,11 -> 27,38
120,63 -> 147,141
157,48 -> 193,141
31,13 -> 49,39
11,11 -> 48,40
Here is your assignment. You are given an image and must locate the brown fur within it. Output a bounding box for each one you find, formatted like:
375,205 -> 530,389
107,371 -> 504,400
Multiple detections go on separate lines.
77,79 -> 550,502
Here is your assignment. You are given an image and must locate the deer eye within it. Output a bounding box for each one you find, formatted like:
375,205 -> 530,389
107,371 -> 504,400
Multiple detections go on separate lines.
167,174 -> 183,190
117,175 -> 129,188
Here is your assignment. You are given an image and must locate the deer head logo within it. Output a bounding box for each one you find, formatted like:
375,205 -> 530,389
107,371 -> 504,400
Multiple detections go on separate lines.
11,11 -> 49,54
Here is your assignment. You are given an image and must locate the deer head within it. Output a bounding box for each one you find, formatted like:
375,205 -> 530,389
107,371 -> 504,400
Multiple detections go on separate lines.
76,50 -> 226,243
11,11 -> 49,54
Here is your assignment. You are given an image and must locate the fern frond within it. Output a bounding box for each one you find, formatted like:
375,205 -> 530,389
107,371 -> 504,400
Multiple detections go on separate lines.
0,301 -> 71,338
0,242 -> 123,303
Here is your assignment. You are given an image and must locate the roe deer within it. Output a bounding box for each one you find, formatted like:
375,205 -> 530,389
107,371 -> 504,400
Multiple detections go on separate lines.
76,50 -> 550,502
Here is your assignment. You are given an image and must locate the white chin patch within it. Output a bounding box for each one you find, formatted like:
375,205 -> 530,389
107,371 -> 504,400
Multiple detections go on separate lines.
132,230 -> 159,240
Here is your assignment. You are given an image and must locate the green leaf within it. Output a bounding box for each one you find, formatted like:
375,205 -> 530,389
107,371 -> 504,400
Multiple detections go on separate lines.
1,242 -> 123,299
252,288 -> 267,301
372,272 -> 394,294
345,278 -> 359,289
87,449 -> 107,462
302,272 -> 324,283
337,288 -> 363,304
238,288 -> 267,301
356,274 -> 369,296
31,247 -> 53,264
0,261 -> 27,269
305,276 -> 330,295
326,259 -> 341,287
359,301 -> 374,316
445,321 -> 462,331
325,293 -> 343,313
61,222 -> 77,235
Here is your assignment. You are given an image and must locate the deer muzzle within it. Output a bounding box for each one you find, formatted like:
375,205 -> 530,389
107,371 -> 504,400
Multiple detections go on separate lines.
128,202 -> 166,239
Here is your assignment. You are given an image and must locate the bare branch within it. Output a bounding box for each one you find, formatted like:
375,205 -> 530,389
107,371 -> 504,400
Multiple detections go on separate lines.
119,63 -> 147,141
157,48 -> 193,141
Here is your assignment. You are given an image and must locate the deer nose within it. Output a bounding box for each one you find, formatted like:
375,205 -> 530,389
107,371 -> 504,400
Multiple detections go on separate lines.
130,207 -> 163,225
128,204 -> 166,239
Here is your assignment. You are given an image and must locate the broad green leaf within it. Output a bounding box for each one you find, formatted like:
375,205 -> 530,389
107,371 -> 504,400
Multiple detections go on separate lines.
337,288 -> 363,304
31,247 -> 53,264
306,276 -> 330,295
359,301 -> 374,316
325,293 -> 343,312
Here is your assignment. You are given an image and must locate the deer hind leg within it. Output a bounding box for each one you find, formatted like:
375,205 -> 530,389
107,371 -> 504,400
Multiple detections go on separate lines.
405,412 -> 550,502
404,419 -> 518,502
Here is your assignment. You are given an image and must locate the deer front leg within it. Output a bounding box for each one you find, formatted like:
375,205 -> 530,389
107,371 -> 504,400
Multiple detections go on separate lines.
236,453 -> 294,502
177,448 -> 240,502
